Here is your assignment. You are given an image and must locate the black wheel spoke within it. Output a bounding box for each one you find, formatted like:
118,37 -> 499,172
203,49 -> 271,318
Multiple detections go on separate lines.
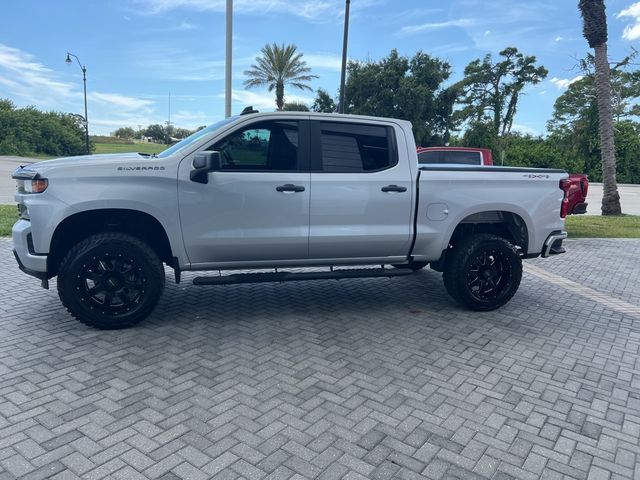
103,292 -> 114,306
124,279 -> 142,289
88,285 -> 105,296
465,250 -> 511,300
77,252 -> 148,315
117,291 -> 131,304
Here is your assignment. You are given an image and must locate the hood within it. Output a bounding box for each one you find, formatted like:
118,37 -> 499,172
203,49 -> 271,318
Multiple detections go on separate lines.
15,153 -> 154,177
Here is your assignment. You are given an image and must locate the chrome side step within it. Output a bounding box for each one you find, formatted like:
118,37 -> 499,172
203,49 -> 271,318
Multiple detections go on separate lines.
193,267 -> 415,286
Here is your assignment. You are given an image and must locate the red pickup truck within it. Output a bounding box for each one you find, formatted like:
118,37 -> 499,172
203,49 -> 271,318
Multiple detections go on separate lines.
417,146 -> 588,215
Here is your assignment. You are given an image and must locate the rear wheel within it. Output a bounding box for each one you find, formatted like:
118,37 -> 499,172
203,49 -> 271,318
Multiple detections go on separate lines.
57,233 -> 165,329
442,234 -> 522,311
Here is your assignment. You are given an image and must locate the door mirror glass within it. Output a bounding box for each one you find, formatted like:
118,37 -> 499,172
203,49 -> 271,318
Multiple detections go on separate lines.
190,151 -> 221,183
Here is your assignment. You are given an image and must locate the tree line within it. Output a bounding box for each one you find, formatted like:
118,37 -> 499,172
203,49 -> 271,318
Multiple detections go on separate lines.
0,99 -> 89,157
112,124 -> 206,143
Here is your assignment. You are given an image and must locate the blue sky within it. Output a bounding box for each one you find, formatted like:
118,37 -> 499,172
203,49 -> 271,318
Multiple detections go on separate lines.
1,0 -> 639,136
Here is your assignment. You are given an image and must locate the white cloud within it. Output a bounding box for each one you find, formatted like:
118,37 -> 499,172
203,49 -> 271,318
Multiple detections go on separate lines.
90,92 -> 155,110
550,76 -> 584,90
134,44 -> 254,81
0,43 -> 76,107
511,123 -> 540,136
134,0 -> 338,20
0,43 -> 160,135
303,53 -> 342,71
400,18 -> 475,35
227,89 -> 313,111
167,19 -> 199,31
618,2 -> 640,40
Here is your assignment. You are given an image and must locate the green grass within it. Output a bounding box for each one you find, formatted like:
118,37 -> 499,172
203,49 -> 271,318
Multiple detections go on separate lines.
0,205 -> 17,236
89,135 -> 134,144
565,214 -> 640,238
93,142 -> 167,155
23,142 -> 167,159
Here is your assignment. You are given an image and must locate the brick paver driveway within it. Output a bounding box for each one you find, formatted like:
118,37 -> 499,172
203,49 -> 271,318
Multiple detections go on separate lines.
1,238 -> 639,480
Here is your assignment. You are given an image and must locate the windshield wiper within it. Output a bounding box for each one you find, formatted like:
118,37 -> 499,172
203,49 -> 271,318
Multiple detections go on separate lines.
137,152 -> 151,157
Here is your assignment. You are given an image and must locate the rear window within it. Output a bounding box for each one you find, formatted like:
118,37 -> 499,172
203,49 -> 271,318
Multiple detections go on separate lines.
418,150 -> 482,165
417,151 -> 440,164
319,122 -> 395,172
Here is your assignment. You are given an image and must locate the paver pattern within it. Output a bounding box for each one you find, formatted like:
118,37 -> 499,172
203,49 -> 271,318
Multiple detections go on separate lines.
1,237 -> 639,479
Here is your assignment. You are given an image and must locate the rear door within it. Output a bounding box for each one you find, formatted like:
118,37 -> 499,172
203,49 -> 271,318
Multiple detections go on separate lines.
308,120 -> 413,260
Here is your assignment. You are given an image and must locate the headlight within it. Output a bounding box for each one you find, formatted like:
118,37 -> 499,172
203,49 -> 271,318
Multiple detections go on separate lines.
16,178 -> 48,194
13,167 -> 48,194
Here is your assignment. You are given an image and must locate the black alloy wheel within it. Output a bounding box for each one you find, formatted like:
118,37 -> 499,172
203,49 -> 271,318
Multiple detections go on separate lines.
57,233 -> 164,329
443,234 -> 522,311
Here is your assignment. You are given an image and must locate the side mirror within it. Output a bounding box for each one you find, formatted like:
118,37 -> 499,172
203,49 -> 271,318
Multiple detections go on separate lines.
190,151 -> 221,184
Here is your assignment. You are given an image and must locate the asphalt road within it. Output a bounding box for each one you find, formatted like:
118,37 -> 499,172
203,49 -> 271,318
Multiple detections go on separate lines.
585,183 -> 640,215
0,155 -> 36,204
1,156 -> 639,215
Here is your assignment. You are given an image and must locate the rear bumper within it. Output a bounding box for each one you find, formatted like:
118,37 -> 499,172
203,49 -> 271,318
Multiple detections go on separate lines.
542,231 -> 567,258
572,202 -> 588,215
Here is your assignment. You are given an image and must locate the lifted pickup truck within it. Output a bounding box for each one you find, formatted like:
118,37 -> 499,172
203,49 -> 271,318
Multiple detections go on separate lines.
12,110 -> 569,329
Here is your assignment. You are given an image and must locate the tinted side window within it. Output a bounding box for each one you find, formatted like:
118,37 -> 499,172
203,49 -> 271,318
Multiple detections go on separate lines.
442,151 -> 482,165
212,121 -> 299,171
319,122 -> 394,172
417,151 -> 441,164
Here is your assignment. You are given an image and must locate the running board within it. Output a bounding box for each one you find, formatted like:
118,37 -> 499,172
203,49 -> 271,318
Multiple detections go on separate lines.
193,267 -> 414,286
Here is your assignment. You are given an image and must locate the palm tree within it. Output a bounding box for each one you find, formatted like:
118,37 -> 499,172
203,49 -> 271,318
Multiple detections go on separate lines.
578,0 -> 622,215
244,43 -> 318,111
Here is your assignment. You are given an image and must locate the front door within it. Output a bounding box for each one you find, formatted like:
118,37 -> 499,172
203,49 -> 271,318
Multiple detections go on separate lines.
178,119 -> 310,266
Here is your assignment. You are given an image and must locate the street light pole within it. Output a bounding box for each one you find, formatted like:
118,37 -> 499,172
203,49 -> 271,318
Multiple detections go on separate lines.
225,0 -> 233,118
66,52 -> 90,154
338,0 -> 351,114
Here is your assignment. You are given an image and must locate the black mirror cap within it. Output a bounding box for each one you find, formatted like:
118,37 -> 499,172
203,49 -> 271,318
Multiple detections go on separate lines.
190,151 -> 221,184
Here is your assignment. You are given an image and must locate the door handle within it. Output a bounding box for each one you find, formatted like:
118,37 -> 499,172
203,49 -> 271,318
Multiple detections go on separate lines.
276,184 -> 306,193
381,185 -> 407,193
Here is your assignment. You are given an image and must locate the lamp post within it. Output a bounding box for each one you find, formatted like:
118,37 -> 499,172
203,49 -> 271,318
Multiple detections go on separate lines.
338,0 -> 351,114
65,52 -> 90,154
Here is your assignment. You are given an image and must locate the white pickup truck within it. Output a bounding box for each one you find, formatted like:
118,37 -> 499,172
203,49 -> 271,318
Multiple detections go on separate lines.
12,110 -> 569,329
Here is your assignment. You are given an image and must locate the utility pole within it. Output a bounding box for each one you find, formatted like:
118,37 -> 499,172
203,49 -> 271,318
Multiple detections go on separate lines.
225,0 -> 233,117
338,0 -> 350,114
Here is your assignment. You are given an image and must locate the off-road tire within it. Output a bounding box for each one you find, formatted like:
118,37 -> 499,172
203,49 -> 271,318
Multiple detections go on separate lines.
442,234 -> 522,311
57,233 -> 164,329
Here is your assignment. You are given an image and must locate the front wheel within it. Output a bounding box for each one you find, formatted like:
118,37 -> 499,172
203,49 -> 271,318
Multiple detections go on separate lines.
57,233 -> 165,329
442,234 -> 522,311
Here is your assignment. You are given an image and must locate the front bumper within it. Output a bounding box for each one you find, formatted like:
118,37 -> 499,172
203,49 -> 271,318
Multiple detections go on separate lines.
12,219 -> 48,278
541,230 -> 567,258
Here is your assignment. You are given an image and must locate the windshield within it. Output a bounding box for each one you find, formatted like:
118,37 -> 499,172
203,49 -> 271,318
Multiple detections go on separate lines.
156,116 -> 239,158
